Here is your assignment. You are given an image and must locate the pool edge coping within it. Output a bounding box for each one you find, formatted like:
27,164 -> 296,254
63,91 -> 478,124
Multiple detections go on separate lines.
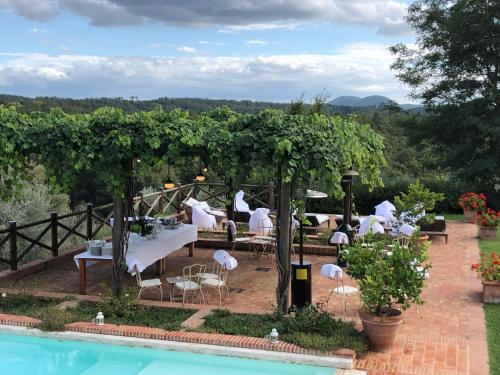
0,324 -> 355,370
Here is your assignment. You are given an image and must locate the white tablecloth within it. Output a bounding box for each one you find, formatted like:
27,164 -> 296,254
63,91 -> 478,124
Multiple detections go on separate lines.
74,224 -> 198,274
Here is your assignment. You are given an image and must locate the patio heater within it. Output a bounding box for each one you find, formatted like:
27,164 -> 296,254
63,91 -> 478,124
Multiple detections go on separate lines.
291,189 -> 327,310
336,169 -> 358,267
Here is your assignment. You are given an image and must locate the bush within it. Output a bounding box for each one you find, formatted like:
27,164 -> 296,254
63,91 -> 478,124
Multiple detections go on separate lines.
0,291 -> 57,316
306,176 -> 488,215
37,307 -> 75,332
95,287 -> 143,320
200,305 -> 369,357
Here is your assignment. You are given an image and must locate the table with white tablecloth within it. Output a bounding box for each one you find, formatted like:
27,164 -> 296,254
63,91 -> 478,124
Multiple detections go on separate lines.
74,224 -> 197,294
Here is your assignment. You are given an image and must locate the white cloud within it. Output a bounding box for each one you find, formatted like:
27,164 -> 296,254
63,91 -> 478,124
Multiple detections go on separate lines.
0,44 -> 411,102
0,0 -> 411,36
198,40 -> 227,46
28,27 -> 48,33
177,46 -> 196,53
246,40 -> 268,45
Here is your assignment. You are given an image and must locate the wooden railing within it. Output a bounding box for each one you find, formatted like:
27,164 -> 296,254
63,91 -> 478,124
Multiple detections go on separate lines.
0,181 -> 274,271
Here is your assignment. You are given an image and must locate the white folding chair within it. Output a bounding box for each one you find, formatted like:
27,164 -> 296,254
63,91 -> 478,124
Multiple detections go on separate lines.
201,268 -> 230,306
320,264 -> 359,315
134,266 -> 163,301
174,264 -> 206,305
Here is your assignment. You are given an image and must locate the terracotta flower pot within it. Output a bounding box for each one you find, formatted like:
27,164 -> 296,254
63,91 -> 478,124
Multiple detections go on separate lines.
463,209 -> 476,223
358,308 -> 403,352
479,227 -> 497,240
417,234 -> 429,244
483,280 -> 500,303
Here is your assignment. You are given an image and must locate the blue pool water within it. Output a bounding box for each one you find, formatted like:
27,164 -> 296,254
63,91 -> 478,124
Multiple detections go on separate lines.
0,333 -> 335,374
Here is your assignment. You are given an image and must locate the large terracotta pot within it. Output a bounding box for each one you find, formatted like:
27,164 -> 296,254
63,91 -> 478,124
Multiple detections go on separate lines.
479,227 -> 497,240
359,308 -> 403,352
463,209 -> 476,223
483,281 -> 500,303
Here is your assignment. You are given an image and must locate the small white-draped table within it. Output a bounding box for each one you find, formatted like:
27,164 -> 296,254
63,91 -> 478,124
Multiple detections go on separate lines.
74,224 -> 197,294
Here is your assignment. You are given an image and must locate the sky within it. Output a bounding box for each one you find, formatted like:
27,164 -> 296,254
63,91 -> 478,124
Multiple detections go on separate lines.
0,0 -> 416,103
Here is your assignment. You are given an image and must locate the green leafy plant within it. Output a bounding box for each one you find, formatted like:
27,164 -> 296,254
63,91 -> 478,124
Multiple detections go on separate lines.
95,287 -> 143,320
200,305 -> 368,356
471,253 -> 500,282
474,209 -> 500,228
129,223 -> 142,234
37,307 -> 75,332
394,180 -> 444,226
343,238 -> 428,316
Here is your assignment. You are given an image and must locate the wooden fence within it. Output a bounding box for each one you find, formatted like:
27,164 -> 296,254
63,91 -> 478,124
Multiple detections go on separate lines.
0,182 -> 274,271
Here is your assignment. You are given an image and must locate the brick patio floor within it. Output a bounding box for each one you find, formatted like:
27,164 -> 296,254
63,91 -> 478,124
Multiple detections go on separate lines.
2,221 -> 489,374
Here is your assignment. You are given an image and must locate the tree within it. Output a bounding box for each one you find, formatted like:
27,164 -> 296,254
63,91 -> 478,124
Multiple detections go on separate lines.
390,0 -> 500,186
20,107 -> 201,296
241,111 -> 386,313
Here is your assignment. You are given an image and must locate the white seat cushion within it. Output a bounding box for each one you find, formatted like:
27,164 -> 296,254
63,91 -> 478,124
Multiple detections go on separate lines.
175,280 -> 200,290
332,286 -> 359,295
235,237 -> 251,242
198,272 -> 219,280
140,278 -> 162,287
201,278 -> 225,287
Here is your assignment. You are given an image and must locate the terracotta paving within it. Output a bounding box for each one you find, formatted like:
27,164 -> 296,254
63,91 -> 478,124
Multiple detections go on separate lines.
0,221 -> 490,374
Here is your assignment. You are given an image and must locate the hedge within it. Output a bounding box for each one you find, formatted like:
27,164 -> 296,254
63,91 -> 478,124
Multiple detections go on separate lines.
306,177 -> 499,215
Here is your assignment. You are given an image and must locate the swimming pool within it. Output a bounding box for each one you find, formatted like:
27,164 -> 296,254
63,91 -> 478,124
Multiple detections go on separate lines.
0,332 -> 335,374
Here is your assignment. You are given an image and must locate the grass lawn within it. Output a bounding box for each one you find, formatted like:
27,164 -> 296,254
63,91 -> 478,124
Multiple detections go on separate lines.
438,213 -> 464,221
198,307 -> 369,357
478,231 -> 500,375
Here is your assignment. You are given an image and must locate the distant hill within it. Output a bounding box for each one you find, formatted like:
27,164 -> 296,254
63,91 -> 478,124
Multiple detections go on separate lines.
0,93 -> 423,115
329,95 -> 422,111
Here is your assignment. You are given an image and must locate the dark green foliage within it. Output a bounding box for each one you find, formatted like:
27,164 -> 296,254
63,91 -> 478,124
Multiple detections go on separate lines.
200,305 -> 368,357
391,0 -> 500,188
0,292 -> 58,316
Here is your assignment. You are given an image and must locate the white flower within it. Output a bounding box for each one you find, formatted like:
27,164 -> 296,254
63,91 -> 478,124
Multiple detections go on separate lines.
125,294 -> 129,297
1,293 -> 6,298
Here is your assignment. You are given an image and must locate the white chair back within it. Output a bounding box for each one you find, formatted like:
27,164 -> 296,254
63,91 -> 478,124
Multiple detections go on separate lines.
192,204 -> 217,230
330,231 -> 349,245
358,216 -> 385,236
374,200 -> 397,225
249,208 -> 273,235
321,264 -> 343,279
399,223 -> 416,237
234,190 -> 251,212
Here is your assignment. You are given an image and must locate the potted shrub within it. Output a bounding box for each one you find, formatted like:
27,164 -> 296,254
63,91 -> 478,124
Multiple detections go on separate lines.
474,208 -> 500,240
343,238 -> 428,352
394,180 -> 444,242
471,253 -> 500,303
459,192 -> 486,223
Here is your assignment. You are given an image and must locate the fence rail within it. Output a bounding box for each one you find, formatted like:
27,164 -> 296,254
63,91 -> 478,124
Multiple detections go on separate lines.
0,181 -> 274,271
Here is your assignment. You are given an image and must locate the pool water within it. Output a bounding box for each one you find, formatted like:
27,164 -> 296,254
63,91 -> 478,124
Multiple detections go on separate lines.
0,333 -> 335,374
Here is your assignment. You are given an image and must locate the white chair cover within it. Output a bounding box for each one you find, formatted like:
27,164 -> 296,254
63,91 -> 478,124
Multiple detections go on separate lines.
358,215 -> 385,236
213,250 -> 238,270
191,204 -> 216,229
234,190 -> 251,212
249,208 -> 273,235
330,231 -> 349,245
399,223 -> 416,236
374,200 -> 397,225
320,264 -> 343,279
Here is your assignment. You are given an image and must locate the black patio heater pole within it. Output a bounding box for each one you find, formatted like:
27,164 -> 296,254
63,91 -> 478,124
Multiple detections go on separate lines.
336,170 -> 358,267
291,189 -> 327,311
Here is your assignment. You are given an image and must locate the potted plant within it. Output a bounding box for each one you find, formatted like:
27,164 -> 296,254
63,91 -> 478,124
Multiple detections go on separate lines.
343,238 -> 428,352
394,180 -> 444,242
459,192 -> 486,223
471,253 -> 500,303
474,208 -> 500,240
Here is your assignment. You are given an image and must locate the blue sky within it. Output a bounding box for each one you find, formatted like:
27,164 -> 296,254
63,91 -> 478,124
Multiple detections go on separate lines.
0,1 -> 416,103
